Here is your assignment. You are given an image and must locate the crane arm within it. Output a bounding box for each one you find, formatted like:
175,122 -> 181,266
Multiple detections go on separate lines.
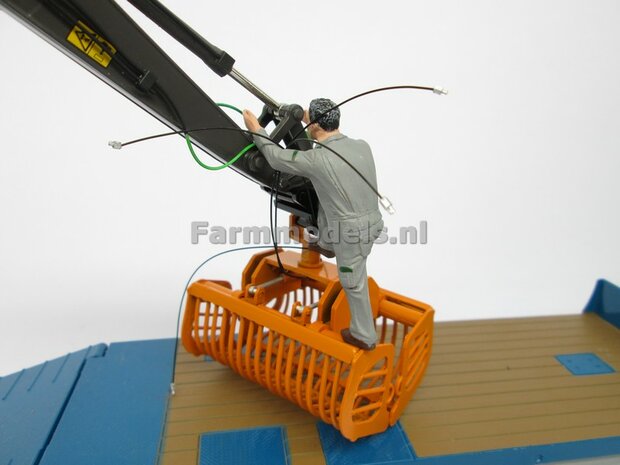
0,0 -> 318,224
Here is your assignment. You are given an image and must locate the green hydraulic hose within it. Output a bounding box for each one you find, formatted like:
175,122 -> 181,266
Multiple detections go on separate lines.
185,135 -> 254,171
215,102 -> 243,114
185,102 -> 255,171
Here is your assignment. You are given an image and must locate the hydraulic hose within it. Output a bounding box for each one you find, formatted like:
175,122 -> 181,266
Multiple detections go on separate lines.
184,102 -> 255,171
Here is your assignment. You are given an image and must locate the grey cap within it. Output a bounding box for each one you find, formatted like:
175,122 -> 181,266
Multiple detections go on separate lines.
309,98 -> 340,131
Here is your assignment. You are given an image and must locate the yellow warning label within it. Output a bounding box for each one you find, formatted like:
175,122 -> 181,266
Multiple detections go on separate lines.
67,21 -> 116,68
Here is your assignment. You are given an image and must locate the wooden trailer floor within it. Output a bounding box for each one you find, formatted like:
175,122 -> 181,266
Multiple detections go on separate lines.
402,313 -> 620,457
159,313 -> 620,465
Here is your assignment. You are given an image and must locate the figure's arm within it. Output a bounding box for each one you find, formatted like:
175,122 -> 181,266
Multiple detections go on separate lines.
244,110 -> 315,176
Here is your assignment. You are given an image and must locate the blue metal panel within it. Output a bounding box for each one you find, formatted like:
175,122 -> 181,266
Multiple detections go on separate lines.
584,279 -> 620,329
39,338 -> 175,465
556,353 -> 616,376
317,422 -> 620,465
317,421 -> 415,465
408,436 -> 620,465
199,426 -> 290,465
0,344 -> 106,465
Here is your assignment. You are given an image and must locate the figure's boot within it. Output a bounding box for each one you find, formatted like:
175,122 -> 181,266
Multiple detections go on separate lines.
341,328 -> 376,350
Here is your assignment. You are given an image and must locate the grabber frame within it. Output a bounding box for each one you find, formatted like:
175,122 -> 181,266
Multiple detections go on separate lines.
181,219 -> 434,441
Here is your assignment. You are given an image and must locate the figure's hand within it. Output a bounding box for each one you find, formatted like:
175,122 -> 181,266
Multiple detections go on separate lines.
302,109 -> 310,124
243,109 -> 262,133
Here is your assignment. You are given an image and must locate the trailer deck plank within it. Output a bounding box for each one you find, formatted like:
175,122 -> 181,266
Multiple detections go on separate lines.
405,313 -> 620,458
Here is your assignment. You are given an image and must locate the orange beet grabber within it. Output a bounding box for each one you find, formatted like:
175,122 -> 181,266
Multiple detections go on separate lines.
181,215 -> 434,441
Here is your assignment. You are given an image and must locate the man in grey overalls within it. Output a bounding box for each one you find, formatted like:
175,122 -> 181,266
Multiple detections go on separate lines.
243,99 -> 383,350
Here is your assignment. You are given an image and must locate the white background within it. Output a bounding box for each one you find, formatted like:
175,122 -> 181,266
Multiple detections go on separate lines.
1,0 -> 618,375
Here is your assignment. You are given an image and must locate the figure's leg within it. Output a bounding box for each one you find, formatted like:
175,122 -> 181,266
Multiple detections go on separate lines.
342,257 -> 377,346
334,242 -> 377,347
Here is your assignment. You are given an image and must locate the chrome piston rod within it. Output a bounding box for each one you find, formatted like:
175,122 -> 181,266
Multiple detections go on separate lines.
229,68 -> 280,110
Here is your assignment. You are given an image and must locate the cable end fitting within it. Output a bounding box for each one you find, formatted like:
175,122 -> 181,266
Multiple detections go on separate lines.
433,87 -> 448,95
108,140 -> 123,150
380,196 -> 396,215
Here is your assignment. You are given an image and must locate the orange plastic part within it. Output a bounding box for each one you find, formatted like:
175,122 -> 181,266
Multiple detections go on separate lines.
181,247 -> 434,441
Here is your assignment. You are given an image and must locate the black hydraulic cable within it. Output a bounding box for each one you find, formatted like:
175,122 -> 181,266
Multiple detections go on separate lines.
269,170 -> 286,273
115,127 -> 379,196
288,85 -> 442,143
116,83 -> 447,192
